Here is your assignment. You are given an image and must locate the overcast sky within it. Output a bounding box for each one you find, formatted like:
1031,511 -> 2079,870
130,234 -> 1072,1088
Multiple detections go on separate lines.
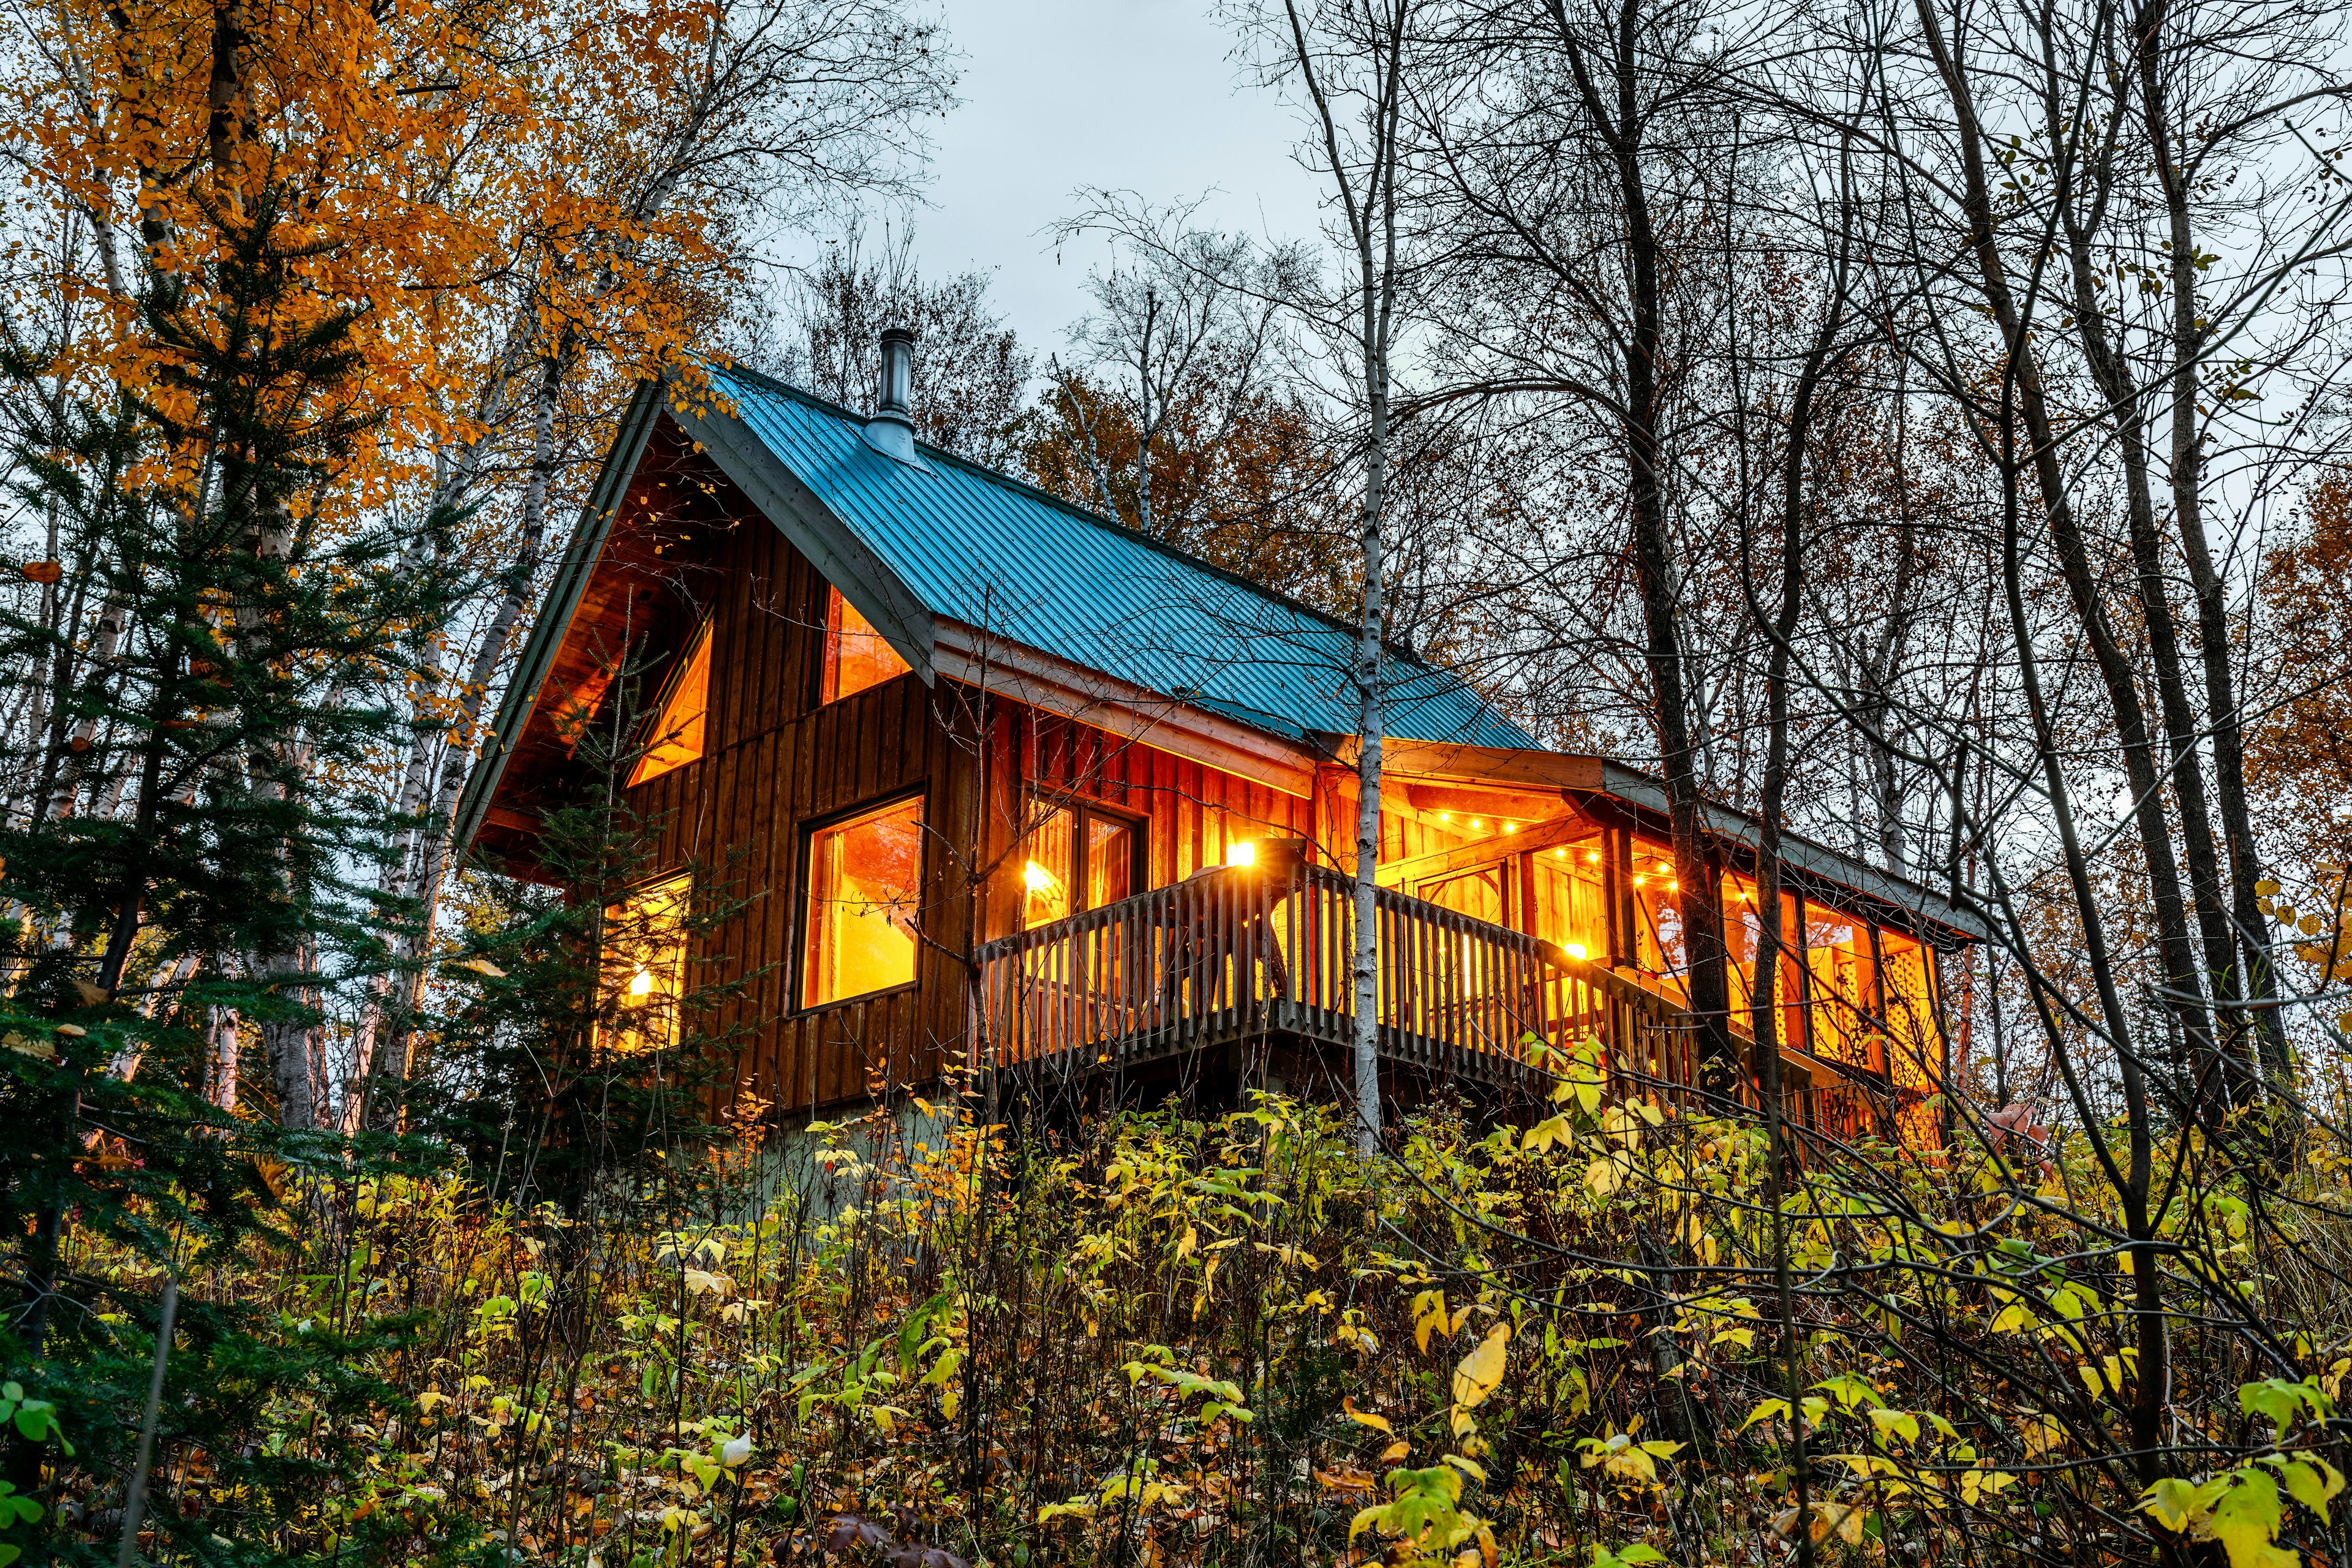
854,0 -> 1330,354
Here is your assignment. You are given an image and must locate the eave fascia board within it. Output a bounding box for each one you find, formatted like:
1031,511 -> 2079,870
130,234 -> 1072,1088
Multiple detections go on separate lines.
453,379 -> 665,856
1593,761 -> 1990,944
932,621 -> 1319,798
665,375 -> 938,685
1312,733 -> 1607,793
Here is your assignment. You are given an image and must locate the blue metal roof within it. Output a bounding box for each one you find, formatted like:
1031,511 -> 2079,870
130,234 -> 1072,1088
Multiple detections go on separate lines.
716,366 -> 1538,752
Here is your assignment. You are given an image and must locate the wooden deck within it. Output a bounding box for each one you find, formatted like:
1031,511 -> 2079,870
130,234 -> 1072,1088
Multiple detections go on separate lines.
974,862 -> 1918,1142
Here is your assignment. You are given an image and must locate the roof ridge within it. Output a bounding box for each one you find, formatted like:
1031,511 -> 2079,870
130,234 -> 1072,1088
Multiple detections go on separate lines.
705,360 -> 1455,679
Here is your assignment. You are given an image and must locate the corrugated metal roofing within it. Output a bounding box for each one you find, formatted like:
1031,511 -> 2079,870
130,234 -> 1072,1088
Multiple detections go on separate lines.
716,366 -> 1538,752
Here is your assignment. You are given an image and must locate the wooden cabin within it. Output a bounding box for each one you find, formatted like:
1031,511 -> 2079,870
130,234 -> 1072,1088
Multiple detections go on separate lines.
456,340 -> 1981,1145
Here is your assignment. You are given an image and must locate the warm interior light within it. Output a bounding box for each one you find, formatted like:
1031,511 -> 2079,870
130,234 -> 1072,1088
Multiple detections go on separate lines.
1227,840 -> 1257,867
626,966 -> 655,1001
1023,860 -> 1057,892
1564,942 -> 1589,961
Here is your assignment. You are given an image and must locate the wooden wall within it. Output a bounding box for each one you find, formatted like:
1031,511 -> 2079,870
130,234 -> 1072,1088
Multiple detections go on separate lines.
581,433 -> 1524,1119
619,500 -> 979,1118
979,712 -> 1319,940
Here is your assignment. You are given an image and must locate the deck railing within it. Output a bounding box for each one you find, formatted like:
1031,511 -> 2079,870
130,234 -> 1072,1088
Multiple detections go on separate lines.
974,862 -> 1700,1094
974,862 -> 1923,1143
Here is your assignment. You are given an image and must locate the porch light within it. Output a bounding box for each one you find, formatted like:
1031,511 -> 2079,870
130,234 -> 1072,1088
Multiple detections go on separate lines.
1564,943 -> 1589,960
626,965 -> 655,1001
1227,841 -> 1257,867
1023,859 -> 1057,892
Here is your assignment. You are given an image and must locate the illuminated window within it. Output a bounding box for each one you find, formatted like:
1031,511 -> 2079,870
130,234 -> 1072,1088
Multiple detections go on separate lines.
627,617 -> 712,786
1803,902 -> 1882,1072
1019,800 -> 1139,930
820,586 -> 911,704
1876,928 -> 1943,1090
1722,873 -> 1805,1054
804,795 -> 924,1007
600,873 -> 689,1055
1628,836 -> 1689,999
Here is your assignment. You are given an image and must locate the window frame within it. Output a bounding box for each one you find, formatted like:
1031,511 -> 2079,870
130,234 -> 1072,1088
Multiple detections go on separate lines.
1016,793 -> 1147,931
795,788 -> 929,1014
597,870 -> 692,1055
815,583 -> 913,708
626,613 -> 714,788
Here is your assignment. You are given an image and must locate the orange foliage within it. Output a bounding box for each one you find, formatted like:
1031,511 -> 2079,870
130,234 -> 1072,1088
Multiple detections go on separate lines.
2250,473 -> 2352,860
6,0 -> 738,515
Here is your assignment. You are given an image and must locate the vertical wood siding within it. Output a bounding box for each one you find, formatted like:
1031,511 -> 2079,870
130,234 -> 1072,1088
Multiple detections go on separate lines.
608,472 -> 1461,1118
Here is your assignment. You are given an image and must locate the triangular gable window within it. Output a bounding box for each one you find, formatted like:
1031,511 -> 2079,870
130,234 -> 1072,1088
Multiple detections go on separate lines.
627,617 -> 712,787
821,586 -> 911,703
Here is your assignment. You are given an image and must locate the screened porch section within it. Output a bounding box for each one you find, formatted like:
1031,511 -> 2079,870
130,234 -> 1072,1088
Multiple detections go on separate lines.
975,840 -> 1946,1146
975,858 -> 1698,1098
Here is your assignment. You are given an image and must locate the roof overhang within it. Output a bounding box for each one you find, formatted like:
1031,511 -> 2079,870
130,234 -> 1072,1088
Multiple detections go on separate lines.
1310,733 -> 1986,944
453,381 -> 668,858
933,621 -> 1320,797
1588,761 -> 1988,944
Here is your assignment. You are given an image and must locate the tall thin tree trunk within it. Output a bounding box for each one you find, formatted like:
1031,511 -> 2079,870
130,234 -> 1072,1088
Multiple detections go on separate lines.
2051,96 -> 2244,1110
1917,0 -> 2173,1483
2135,0 -> 2293,1102
375,337 -> 578,1104
1553,0 -> 1732,1075
1351,375 -> 1388,1161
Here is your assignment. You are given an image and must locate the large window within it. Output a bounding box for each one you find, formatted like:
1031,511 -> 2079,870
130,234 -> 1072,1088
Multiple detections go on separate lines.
803,796 -> 925,1008
1802,903 -> 1882,1072
1020,799 -> 1140,929
820,586 -> 911,704
1627,837 -> 1689,998
1876,927 -> 1944,1091
627,617 -> 712,787
600,873 -> 689,1055
1722,873 -> 1806,1054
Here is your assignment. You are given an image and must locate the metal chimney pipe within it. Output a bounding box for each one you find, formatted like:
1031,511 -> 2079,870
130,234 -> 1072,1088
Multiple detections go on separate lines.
861,328 -> 919,464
